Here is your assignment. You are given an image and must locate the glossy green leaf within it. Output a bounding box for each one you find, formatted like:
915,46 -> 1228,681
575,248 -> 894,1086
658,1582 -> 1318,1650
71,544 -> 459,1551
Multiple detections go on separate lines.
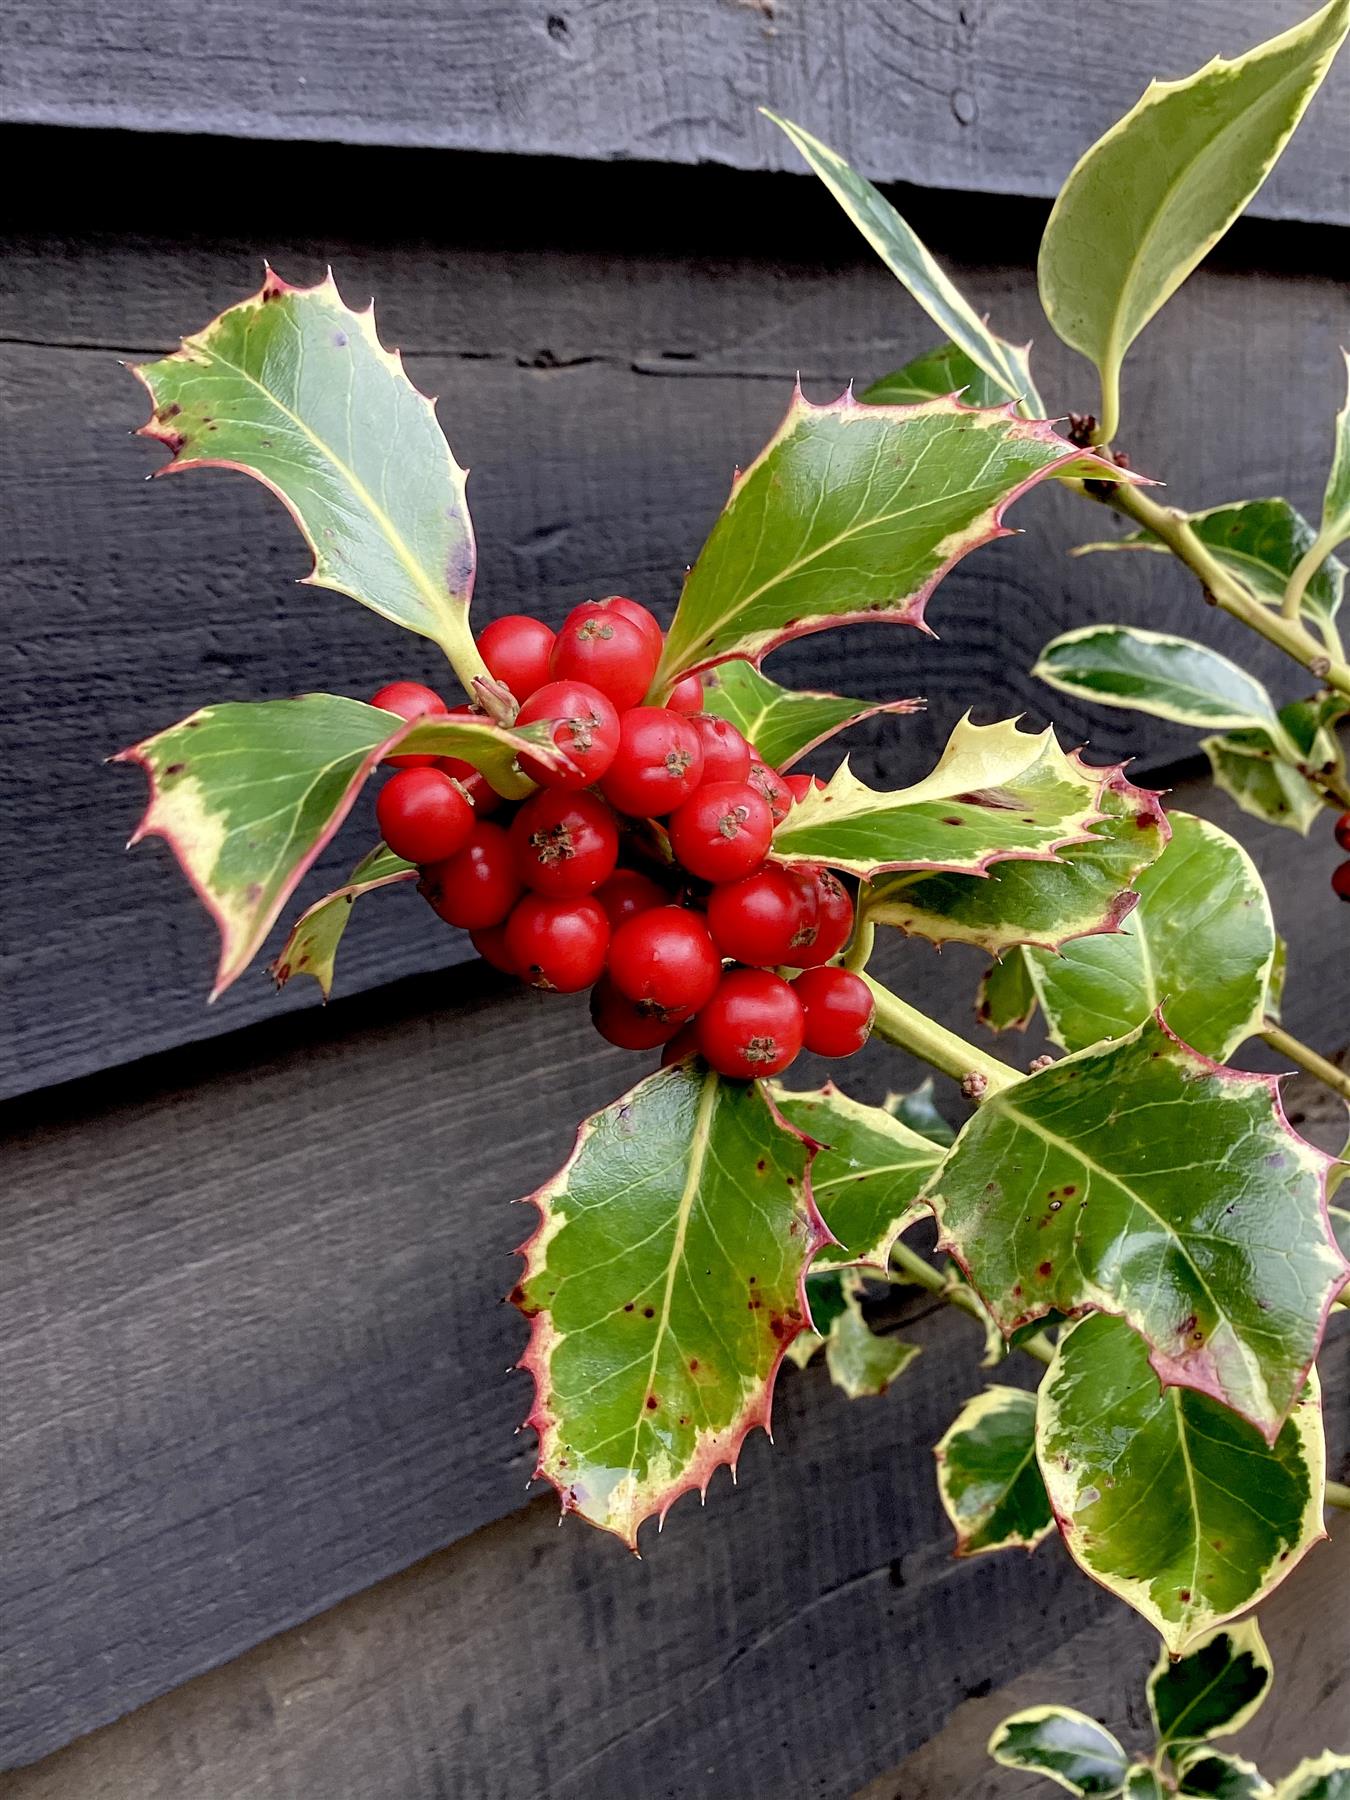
116,696 -> 567,996
1035,627 -> 1287,741
824,1274 -> 921,1399
271,843 -> 416,996
1038,1315 -> 1325,1652
1023,812 -> 1276,1061
1124,1770 -> 1169,1800
766,115 -> 1043,414
788,1269 -> 850,1370
926,1015 -> 1344,1437
772,717 -> 1111,881
698,658 -> 921,771
934,1385 -> 1053,1556
655,391 -> 1101,683
1177,1751 -> 1274,1800
514,1063 -> 826,1548
1202,736 -> 1328,836
769,1082 -> 945,1272
133,270 -> 485,680
1148,1619 -> 1273,1750
1073,497 -> 1345,640
870,771 -> 1169,954
884,1078 -> 957,1147
978,950 -> 1040,1034
988,1706 -> 1131,1796
1275,1754 -> 1350,1799
1037,0 -> 1350,438
862,342 -> 1009,409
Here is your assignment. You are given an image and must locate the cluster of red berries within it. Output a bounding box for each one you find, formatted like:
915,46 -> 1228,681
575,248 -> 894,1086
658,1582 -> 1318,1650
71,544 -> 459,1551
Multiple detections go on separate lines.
1334,812 -> 1350,902
368,595 -> 874,1078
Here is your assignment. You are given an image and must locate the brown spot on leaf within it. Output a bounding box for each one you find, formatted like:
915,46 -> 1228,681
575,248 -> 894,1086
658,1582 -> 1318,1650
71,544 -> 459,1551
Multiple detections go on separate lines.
1037,1261 -> 1053,1277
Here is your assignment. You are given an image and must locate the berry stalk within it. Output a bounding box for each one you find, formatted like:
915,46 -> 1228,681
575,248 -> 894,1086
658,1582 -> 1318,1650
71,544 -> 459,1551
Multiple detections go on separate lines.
861,973 -> 1021,1100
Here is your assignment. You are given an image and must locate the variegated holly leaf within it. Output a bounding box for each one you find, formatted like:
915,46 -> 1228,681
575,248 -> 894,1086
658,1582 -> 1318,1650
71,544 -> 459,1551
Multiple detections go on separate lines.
926,1015 -> 1344,1438
772,717 -> 1111,880
513,1063 -> 827,1548
1148,1619 -> 1273,1753
1023,813 -> 1276,1061
132,270 -> 486,684
1177,1751 -> 1273,1800
1202,693 -> 1349,836
654,391 -> 1112,683
1035,627 -> 1290,743
271,843 -> 415,996
1037,0 -> 1350,440
1125,1770 -> 1169,1799
116,695 -> 569,997
862,342 -> 1010,410
870,771 -> 1168,954
824,1273 -> 921,1399
934,1385 -> 1053,1557
1038,1314 -> 1325,1652
1074,497 -> 1346,639
765,115 -> 1043,414
699,658 -> 921,771
1275,1754 -> 1350,1799
978,950 -> 1040,1033
769,1082 -> 945,1272
884,1078 -> 956,1147
988,1707 -> 1130,1796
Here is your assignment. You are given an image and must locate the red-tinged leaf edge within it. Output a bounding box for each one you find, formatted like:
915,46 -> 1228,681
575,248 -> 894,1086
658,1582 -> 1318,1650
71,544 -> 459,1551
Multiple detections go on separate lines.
699,660 -> 928,770
509,1068 -> 833,1552
270,861 -> 418,995
935,1010 -> 1346,1445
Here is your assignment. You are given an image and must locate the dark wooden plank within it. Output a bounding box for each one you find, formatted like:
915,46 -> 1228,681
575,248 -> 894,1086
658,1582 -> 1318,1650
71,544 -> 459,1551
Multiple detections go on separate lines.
3,133 -> 1347,1098
2,1 -> 1346,225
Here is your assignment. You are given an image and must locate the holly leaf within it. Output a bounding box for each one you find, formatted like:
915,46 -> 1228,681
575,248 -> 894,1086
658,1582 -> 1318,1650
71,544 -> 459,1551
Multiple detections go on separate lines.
1275,1754 -> 1350,1799
271,843 -> 416,997
1074,497 -> 1345,640
1037,0 -> 1350,434
978,951 -> 1040,1034
699,658 -> 922,771
870,770 -> 1169,954
769,1081 -> 945,1272
765,115 -> 1043,414
789,1268 -> 850,1370
1023,812 -> 1277,1061
1177,1751 -> 1274,1799
925,1014 -> 1344,1438
884,1078 -> 956,1147
1125,1771 -> 1169,1799
1038,1314 -> 1325,1652
513,1063 -> 828,1549
654,391 -> 1112,683
772,717 -> 1111,881
132,269 -> 484,680
824,1274 -> 921,1399
934,1385 -> 1054,1557
1035,626 -> 1290,743
1314,349 -> 1350,545
1202,735 -> 1329,835
116,697 -> 568,997
988,1706 -> 1131,1796
1148,1620 -> 1273,1751
862,342 -> 1010,409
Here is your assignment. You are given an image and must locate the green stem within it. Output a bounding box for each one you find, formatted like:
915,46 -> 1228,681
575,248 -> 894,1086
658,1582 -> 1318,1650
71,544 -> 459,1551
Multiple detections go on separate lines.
1258,1020 -> 1350,1106
1282,524 -> 1342,622
890,1242 -> 1054,1366
863,975 -> 1022,1100
441,618 -> 493,703
1084,480 -> 1350,700
1327,1480 -> 1350,1511
843,912 -> 875,974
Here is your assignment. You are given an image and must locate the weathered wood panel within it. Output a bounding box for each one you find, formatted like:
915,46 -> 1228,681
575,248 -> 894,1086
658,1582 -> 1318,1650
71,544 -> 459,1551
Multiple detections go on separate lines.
2,1 -> 1346,225
3,131 -> 1347,1098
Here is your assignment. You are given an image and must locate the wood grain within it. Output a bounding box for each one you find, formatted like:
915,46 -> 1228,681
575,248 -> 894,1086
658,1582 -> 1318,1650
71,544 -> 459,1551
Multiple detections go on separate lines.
3,132 -> 1347,1098
1,1 -> 1346,224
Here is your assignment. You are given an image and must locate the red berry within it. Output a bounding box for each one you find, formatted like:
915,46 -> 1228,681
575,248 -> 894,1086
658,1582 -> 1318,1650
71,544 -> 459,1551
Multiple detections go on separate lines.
370,680 -> 449,768
591,595 -> 664,658
792,966 -> 874,1058
599,707 -> 705,817
697,969 -> 804,1079
667,781 -> 774,882
660,1019 -> 703,1065
785,864 -> 855,967
667,673 -> 704,715
435,756 -> 501,816
608,906 -> 722,1015
690,714 -> 752,786
747,757 -> 792,825
510,789 -> 619,897
784,773 -> 826,804
515,679 -> 621,789
1335,812 -> 1350,852
469,923 -> 518,975
550,604 -> 659,710
595,867 -> 669,929
478,615 -> 556,702
706,865 -> 808,967
590,976 -> 684,1050
505,894 -> 609,992
422,822 -> 522,929
1333,860 -> 1350,902
376,767 -> 476,864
